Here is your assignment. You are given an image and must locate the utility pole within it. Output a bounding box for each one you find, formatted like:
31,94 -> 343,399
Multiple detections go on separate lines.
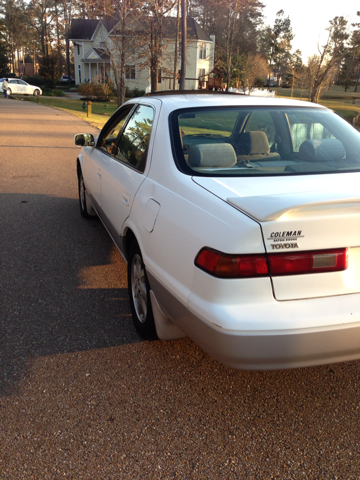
179,0 -> 187,90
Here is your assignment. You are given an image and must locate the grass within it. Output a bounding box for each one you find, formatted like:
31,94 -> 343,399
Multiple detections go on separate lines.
17,95 -> 120,129
273,84 -> 360,122
14,83 -> 360,129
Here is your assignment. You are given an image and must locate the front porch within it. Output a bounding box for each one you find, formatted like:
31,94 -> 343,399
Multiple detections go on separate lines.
80,48 -> 111,84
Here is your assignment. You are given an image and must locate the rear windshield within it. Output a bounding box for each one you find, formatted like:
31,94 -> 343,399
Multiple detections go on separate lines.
170,106 -> 360,176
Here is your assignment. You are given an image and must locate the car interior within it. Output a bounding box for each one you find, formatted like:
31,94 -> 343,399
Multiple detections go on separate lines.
175,107 -> 360,176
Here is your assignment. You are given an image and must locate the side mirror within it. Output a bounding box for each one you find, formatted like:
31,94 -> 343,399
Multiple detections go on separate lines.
74,133 -> 95,147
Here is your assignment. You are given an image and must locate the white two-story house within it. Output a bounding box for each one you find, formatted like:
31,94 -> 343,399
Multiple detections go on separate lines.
69,15 -> 215,92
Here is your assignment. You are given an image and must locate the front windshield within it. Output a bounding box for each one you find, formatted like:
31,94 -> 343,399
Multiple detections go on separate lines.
170,106 -> 360,176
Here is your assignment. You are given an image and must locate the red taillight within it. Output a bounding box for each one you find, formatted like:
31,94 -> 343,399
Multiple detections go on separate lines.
195,248 -> 269,278
195,247 -> 348,278
268,248 -> 348,276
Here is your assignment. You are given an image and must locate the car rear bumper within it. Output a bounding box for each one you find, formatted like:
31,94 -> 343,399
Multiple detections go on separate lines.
149,270 -> 360,370
181,311 -> 360,370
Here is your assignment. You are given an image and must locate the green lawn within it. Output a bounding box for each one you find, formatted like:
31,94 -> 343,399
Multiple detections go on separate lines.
17,95 -> 120,129
15,84 -> 360,129
273,84 -> 360,122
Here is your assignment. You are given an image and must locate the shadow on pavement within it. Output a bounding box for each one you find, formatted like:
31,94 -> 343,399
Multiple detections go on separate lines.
1,193 -> 141,396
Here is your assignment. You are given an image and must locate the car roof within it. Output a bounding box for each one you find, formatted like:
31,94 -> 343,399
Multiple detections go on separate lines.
135,91 -> 325,111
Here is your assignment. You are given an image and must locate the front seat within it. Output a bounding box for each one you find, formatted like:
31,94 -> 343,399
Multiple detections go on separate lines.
235,131 -> 280,163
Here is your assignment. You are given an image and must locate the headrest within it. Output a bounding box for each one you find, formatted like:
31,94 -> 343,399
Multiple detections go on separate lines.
299,139 -> 345,162
237,131 -> 270,155
188,143 -> 236,168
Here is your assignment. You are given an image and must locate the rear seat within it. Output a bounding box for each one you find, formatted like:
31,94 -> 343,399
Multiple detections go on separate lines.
187,143 -> 237,170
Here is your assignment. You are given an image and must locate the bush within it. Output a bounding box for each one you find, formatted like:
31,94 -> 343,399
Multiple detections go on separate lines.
52,89 -> 65,97
42,88 -> 66,97
132,87 -> 145,98
77,81 -> 114,101
24,76 -> 46,87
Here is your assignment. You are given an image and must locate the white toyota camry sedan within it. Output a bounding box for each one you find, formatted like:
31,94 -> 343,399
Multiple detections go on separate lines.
75,92 -> 360,370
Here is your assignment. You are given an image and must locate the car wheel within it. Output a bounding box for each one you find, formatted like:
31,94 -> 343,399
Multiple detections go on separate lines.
33,89 -> 40,96
128,241 -> 157,339
78,172 -> 92,219
7,88 -> 11,96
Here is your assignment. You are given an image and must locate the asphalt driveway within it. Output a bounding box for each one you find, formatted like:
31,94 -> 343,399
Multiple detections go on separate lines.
1,97 -> 360,479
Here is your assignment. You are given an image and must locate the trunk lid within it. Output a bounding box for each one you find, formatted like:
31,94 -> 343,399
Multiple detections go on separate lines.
193,173 -> 360,300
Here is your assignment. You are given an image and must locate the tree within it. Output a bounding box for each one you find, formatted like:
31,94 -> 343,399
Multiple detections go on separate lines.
179,0 -> 186,89
139,0 -> 176,92
235,52 -> 267,93
339,52 -> 355,92
39,50 -> 61,86
27,0 -> 56,57
0,22 -> 9,75
259,9 -> 293,87
188,0 -> 264,90
0,0 -> 28,74
309,16 -> 349,103
106,5 -> 134,105
172,0 -> 180,89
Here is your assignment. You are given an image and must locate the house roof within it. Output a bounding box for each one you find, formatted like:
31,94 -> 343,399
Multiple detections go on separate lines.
70,15 -> 213,42
82,47 -> 110,62
69,19 -> 99,40
92,48 -> 110,60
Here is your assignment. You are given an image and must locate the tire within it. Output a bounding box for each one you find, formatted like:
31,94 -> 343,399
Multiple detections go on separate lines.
78,171 -> 92,219
33,89 -> 40,96
128,241 -> 157,339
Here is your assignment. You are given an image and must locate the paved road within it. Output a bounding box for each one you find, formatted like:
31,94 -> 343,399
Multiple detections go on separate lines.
1,97 -> 360,479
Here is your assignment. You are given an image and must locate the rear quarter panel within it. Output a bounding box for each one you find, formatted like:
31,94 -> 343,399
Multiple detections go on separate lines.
124,111 -> 266,323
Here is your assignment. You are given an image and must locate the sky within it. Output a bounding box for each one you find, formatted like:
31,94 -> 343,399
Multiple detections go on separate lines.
262,0 -> 359,63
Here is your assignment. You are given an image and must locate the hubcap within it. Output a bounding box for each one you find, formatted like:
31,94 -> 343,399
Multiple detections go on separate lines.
131,254 -> 147,323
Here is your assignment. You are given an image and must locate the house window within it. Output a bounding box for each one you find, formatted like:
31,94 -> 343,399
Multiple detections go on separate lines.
100,41 -> 106,48
125,65 -> 136,79
78,64 -> 81,84
77,44 -> 81,56
199,43 -> 207,60
199,68 -> 205,78
126,42 -> 136,54
158,69 -> 161,84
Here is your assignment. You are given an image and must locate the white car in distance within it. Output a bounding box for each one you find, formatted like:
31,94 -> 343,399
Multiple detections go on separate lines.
0,78 -> 42,96
75,92 -> 360,370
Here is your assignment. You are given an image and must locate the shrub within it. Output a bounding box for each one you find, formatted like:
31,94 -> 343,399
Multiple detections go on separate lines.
42,89 -> 65,97
77,82 -> 93,98
132,87 -> 145,98
52,89 -> 65,97
77,81 -> 113,101
24,76 -> 46,87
